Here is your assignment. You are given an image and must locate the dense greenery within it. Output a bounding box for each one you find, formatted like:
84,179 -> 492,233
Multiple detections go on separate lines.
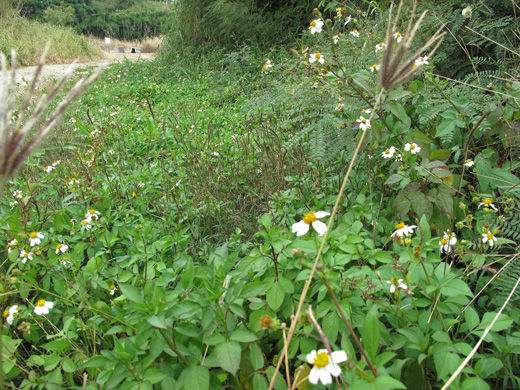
1,1 -> 520,389
21,0 -> 171,40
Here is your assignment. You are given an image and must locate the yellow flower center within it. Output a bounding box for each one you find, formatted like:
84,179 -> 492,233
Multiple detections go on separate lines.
71,178 -> 76,182
82,220 -> 88,226
89,209 -> 96,215
390,277 -> 399,285
410,144 -> 416,150
36,299 -> 46,307
23,253 -> 29,258
372,64 -> 377,68
440,238 -> 447,245
315,53 -> 321,59
303,211 -> 317,224
3,310 -> 9,318
483,199 -> 492,205
465,159 -> 471,163
395,222 -> 405,230
110,285 -> 115,290
310,20 -> 316,27
385,149 -> 391,155
30,232 -> 37,239
57,244 -> 62,250
361,119 -> 367,124
487,233 -> 494,239
313,352 -> 330,369
397,32 -> 402,37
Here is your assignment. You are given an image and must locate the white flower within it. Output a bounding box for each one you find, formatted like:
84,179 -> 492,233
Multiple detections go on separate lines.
311,82 -> 319,89
361,108 -> 371,115
382,146 -> 396,159
108,149 -> 115,155
350,29 -> 360,37
335,103 -> 344,112
10,201 -> 18,209
309,53 -> 325,64
439,231 -> 457,253
391,222 -> 417,238
55,243 -> 69,254
85,209 -> 101,222
404,142 -> 421,154
370,63 -> 380,72
387,278 -> 408,293
7,238 -> 17,253
212,151 -> 219,156
333,34 -> 340,44
414,56 -> 429,67
356,117 -> 371,131
43,165 -> 54,173
19,250 -> 33,263
29,231 -> 44,247
394,32 -> 403,42
375,43 -> 386,52
90,129 -> 99,138
462,7 -> 472,17
81,220 -> 92,230
263,59 -> 272,72
52,160 -> 61,166
478,199 -> 498,211
344,15 -> 352,25
110,285 -> 117,296
69,178 -> 79,186
292,211 -> 330,236
464,159 -> 474,167
34,299 -> 54,315
395,154 -> 403,161
3,305 -> 19,325
12,190 -> 23,198
482,231 -> 497,247
138,182 -> 145,188
306,349 -> 347,385
309,19 -> 324,34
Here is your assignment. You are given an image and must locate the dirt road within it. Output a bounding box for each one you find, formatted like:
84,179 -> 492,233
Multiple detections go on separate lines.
12,51 -> 156,87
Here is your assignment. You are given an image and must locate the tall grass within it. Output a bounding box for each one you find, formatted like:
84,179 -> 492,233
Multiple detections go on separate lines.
0,16 -> 103,66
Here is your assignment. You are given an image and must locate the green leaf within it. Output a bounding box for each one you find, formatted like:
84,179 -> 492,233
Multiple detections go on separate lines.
41,339 -> 72,351
53,213 -> 66,232
79,355 -> 111,369
361,305 -> 380,361
261,214 -> 272,230
204,333 -> 226,346
147,315 -> 168,329
375,376 -> 407,389
252,374 -> 269,390
266,281 -> 285,311
464,306 -> 480,331
119,283 -> 144,304
461,377 -> 490,390
249,343 -> 264,371
441,278 -> 473,298
230,328 -> 258,343
143,367 -> 167,384
413,196 -> 433,221
176,322 -> 200,337
475,156 -> 492,192
430,149 -> 452,161
435,120 -> 455,138
489,167 -> 520,191
476,312 -> 513,332
214,341 -> 241,375
181,366 -> 210,390
62,356 -> 76,373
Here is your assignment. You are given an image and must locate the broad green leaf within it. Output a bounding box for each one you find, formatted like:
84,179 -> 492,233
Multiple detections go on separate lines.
461,377 -> 490,390
261,214 -> 272,230
204,333 -> 226,346
119,283 -> 144,304
266,281 -> 285,311
176,322 -> 200,337
361,305 -> 380,361
252,374 -> 269,390
440,278 -> 473,298
181,366 -> 210,390
143,367 -> 167,384
464,306 -> 480,331
249,343 -> 264,371
430,149 -> 452,161
41,339 -> 72,351
476,312 -> 513,332
215,341 -> 241,375
435,120 -> 455,138
230,328 -> 258,343
147,315 -> 168,329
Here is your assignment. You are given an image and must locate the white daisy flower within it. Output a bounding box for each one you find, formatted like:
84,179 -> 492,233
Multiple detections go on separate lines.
311,82 -> 319,89
478,199 -> 498,211
414,56 -> 429,67
212,151 -> 219,156
404,143 -> 421,154
439,231 -> 457,253
138,182 -> 145,188
306,349 -> 347,385
333,34 -> 340,44
391,222 -> 417,238
52,160 -> 61,166
292,211 -> 331,236
361,108 -> 372,115
81,220 -> 92,230
262,59 -> 272,72
69,178 -> 79,186
387,278 -> 408,293
356,117 -> 371,131
370,64 -> 380,72
375,43 -> 386,52
382,146 -> 396,159
482,231 -> 497,247
335,103 -> 344,112
108,149 -> 115,155
309,19 -> 324,34
7,238 -> 17,253
29,231 -> 44,247
344,15 -> 352,25
34,299 -> 54,315
3,305 -> 19,325
394,32 -> 403,42
464,159 -> 474,167
85,209 -> 101,222
110,285 -> 117,296
462,7 -> 472,17
12,190 -> 23,198
43,166 -> 54,173
55,243 -> 69,254
350,29 -> 360,37
309,53 -> 325,64
19,250 -> 33,263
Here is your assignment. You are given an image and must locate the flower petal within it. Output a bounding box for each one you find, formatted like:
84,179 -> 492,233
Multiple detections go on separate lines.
312,220 -> 328,236
306,350 -> 317,365
314,211 -> 331,219
318,367 -> 333,385
331,350 -> 347,363
308,366 -> 320,385
328,363 -> 342,377
292,221 -> 309,236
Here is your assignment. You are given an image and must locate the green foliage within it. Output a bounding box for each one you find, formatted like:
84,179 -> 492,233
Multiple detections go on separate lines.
44,3 -> 75,26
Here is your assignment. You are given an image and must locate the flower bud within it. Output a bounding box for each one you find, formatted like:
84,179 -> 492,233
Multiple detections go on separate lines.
472,197 -> 479,203
404,238 -> 412,246
291,248 -> 301,257
456,221 -> 465,229
298,311 -> 311,325
492,228 -> 500,235
459,202 -> 466,210
461,240 -> 467,245
11,268 -> 21,276
312,8 -> 320,16
316,263 -> 324,270
413,245 -> 422,258
507,198 -> 515,206
341,8 -> 347,14
466,214 -> 474,222
326,19 -> 332,25
467,185 -> 474,191
504,207 -> 510,213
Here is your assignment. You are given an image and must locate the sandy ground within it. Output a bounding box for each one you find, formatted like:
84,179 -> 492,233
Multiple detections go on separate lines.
11,51 -> 156,87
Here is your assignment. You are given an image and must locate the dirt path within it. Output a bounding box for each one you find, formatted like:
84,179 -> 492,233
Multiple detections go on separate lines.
12,51 -> 156,87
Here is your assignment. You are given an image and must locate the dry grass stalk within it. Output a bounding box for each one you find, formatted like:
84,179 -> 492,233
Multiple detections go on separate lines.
379,1 -> 445,90
0,45 -> 104,193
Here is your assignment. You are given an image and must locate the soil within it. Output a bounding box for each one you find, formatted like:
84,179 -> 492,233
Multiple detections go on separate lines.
11,51 -> 156,87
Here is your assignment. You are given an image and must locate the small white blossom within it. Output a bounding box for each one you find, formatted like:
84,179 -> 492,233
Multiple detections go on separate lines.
19,250 -> 33,263
309,19 -> 324,34
482,231 -> 497,247
414,56 -> 429,67
335,103 -> 344,112
478,199 -> 498,211
81,220 -> 92,230
375,43 -> 386,52
464,159 -> 474,167
344,15 -> 352,25
34,299 -> 54,316
391,222 -> 417,238
55,243 -> 69,254
138,182 -> 145,188
306,349 -> 347,385
356,117 -> 371,131
387,278 -> 408,293
43,165 -> 54,173
29,232 -> 44,247
12,190 -> 23,198
110,285 -> 117,296
309,53 -> 325,64
439,231 -> 457,253
108,149 -> 115,155
370,63 -> 380,72
462,7 -> 472,17
333,34 -> 340,44
3,305 -> 19,325
404,143 -> 421,154
394,32 -> 403,42
382,146 -> 396,159
292,211 -> 330,236
350,29 -> 360,38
